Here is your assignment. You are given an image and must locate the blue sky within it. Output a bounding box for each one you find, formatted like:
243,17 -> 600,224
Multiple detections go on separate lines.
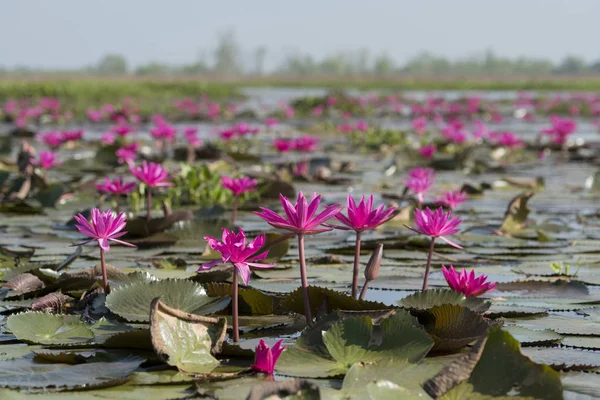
2,0 -> 599,69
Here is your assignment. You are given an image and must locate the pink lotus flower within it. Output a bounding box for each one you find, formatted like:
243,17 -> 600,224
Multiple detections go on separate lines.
412,117 -> 428,135
492,131 -> 524,150
441,265 -> 496,297
292,160 -> 309,176
333,194 -> 396,299
183,127 -> 202,147
95,177 -> 136,195
408,207 -> 462,249
219,129 -> 236,141
408,207 -> 463,291
199,228 -> 275,285
334,195 -> 396,233
293,136 -> 319,152
264,117 -> 278,127
312,105 -> 324,116
101,132 -> 116,145
129,161 -> 173,188
116,143 -> 139,164
87,109 -> 103,122
111,122 -> 134,137
436,190 -> 468,210
38,132 -> 63,148
407,167 -> 435,179
355,120 -> 368,132
200,228 -> 275,341
32,151 -> 61,170
273,138 -> 293,153
541,115 -> 577,145
73,208 -> 135,251
284,107 -> 295,118
73,208 -> 135,292
472,120 -> 489,140
222,176 -> 258,196
405,175 -> 435,204
60,130 -> 84,142
256,192 -> 340,324
150,123 -> 177,142
418,144 -> 436,159
255,192 -> 341,235
251,339 -> 285,375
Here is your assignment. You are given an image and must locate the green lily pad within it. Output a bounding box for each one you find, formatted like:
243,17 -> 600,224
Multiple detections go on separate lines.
105,279 -> 230,322
502,326 -> 562,346
6,312 -> 94,345
0,355 -> 143,391
277,311 -> 433,377
418,304 -> 489,353
149,298 -> 226,373
398,289 -> 491,313
521,347 -> 600,370
281,285 -> 390,317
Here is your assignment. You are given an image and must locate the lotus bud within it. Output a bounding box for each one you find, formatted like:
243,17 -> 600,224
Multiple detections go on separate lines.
364,243 -> 383,281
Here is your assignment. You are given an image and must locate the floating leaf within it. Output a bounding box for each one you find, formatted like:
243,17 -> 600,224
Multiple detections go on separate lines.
502,326 -> 562,346
521,347 -> 600,371
0,355 -> 143,391
398,289 -> 490,313
105,279 -> 230,322
7,312 -> 94,345
418,304 -> 489,353
281,286 -> 390,317
149,298 -> 226,373
277,311 -> 433,377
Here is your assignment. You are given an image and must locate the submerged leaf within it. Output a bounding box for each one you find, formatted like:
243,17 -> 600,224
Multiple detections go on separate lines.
499,191 -> 534,234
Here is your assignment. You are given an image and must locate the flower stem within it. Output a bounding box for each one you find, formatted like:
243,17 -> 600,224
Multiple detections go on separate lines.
422,237 -> 436,291
359,280 -> 370,300
100,248 -> 108,293
231,267 -> 240,343
114,195 -> 120,214
297,234 -> 312,325
232,195 -> 239,224
351,231 -> 362,299
146,187 -> 152,220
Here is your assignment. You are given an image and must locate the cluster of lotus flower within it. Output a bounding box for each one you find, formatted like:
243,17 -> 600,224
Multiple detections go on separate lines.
71,169 -> 496,374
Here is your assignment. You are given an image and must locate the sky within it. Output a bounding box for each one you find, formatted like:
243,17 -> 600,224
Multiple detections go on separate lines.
1,0 -> 600,69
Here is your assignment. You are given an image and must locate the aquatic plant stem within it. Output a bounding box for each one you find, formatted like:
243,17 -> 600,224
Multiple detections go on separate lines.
232,267 -> 240,342
146,187 -> 152,220
297,234 -> 312,325
114,196 -> 120,214
351,231 -> 362,299
422,237 -> 436,291
100,248 -> 108,293
359,280 -> 370,300
232,195 -> 239,224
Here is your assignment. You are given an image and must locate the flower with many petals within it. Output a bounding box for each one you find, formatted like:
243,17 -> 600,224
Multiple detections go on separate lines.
436,190 -> 468,210
199,228 -> 275,285
441,265 -> 496,297
116,143 -> 139,164
293,136 -> 319,152
222,176 -> 257,196
273,138 -> 293,153
32,151 -> 61,170
408,207 -> 462,248
418,144 -> 436,159
251,339 -> 285,374
334,195 -> 396,233
38,132 -> 63,148
405,175 -> 435,204
95,177 -> 136,196
129,161 -> 173,188
73,208 -> 135,251
255,192 -> 341,235
407,167 -> 435,179
60,130 -> 84,143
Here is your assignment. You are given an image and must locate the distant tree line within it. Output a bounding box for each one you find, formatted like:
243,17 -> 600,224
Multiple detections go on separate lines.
2,30 -> 600,77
